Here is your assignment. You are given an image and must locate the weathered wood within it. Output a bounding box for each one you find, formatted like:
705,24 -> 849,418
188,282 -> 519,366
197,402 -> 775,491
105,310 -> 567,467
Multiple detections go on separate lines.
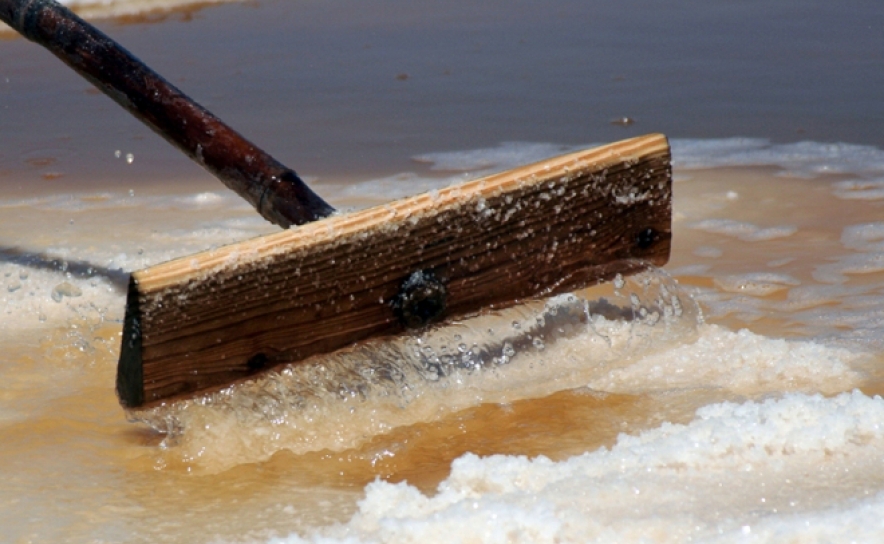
117,134 -> 672,408
0,0 -> 333,227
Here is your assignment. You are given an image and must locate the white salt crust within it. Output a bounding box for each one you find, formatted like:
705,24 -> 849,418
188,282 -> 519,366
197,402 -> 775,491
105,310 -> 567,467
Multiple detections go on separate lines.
349,138 -> 884,209
278,390 -> 884,544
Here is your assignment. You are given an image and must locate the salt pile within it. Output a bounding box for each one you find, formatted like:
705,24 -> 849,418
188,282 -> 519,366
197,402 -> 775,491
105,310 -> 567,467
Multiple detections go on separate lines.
277,390 -> 884,544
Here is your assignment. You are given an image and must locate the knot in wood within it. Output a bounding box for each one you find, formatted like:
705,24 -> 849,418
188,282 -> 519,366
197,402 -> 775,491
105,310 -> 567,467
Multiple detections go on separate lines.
393,270 -> 448,329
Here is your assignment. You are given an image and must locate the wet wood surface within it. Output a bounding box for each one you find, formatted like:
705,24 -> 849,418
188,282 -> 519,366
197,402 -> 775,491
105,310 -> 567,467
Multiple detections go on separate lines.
117,134 -> 673,408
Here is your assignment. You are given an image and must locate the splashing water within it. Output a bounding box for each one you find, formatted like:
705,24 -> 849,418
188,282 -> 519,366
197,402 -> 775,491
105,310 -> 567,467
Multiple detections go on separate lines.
130,267 -> 701,473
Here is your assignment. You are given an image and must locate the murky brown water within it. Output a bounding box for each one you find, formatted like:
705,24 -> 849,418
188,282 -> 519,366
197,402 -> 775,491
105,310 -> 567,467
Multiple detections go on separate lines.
3,161 -> 884,542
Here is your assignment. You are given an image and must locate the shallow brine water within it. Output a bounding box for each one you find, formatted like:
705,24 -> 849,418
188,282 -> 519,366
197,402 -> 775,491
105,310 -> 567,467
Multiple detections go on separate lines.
5,138 -> 884,543
2,1 -> 884,543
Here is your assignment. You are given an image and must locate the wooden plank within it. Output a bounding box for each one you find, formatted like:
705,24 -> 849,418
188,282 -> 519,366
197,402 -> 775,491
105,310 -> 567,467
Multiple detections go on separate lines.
117,133 -> 672,408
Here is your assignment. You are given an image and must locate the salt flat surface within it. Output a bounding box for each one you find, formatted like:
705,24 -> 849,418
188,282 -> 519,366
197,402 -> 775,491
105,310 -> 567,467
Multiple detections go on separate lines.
280,390 -> 884,544
3,138 -> 884,543
267,139 -> 884,542
2,0 -> 884,539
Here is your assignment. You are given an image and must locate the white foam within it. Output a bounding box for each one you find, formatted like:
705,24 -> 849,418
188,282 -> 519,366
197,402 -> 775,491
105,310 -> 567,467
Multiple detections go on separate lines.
132,282 -> 869,480
691,290 -> 767,323
773,284 -> 868,311
586,325 -> 862,395
832,178 -> 884,201
340,172 -> 463,202
671,138 -> 884,179
692,246 -> 723,259
0,189 -> 275,332
766,257 -> 795,268
59,0 -> 235,18
132,271 -> 705,473
689,219 -> 797,242
279,390 -> 884,543
713,272 -> 801,296
0,0 -> 237,30
841,222 -> 884,252
665,264 -> 712,277
406,138 -> 884,184
812,252 -> 884,284
338,138 -> 884,210
414,142 -> 586,173
340,142 -> 591,202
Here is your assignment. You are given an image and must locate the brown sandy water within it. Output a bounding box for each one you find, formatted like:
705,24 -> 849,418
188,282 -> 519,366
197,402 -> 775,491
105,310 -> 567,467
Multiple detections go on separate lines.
2,0 -> 884,542
3,164 -> 884,542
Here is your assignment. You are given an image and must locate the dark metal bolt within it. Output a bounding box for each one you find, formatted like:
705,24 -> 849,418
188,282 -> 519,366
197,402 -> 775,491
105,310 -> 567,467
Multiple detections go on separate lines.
246,352 -> 269,372
635,227 -> 658,250
393,270 -> 448,328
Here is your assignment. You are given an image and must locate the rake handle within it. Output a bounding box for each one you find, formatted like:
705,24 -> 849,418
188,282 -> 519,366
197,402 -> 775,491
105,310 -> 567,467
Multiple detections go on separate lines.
0,0 -> 335,227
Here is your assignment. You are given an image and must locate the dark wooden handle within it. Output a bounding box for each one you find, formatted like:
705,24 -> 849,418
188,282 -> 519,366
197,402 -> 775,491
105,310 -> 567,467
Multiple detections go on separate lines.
0,0 -> 335,227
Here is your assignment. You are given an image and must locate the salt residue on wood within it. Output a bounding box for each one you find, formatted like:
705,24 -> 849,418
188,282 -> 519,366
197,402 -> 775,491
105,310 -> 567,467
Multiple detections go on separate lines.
120,134 -> 672,408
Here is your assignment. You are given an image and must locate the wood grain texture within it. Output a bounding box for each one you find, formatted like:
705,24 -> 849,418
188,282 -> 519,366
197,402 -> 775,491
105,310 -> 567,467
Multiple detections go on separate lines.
117,134 -> 672,408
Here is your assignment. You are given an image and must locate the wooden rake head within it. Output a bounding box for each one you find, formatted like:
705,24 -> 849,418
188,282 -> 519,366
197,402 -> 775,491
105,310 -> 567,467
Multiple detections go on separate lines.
118,134 -> 671,408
